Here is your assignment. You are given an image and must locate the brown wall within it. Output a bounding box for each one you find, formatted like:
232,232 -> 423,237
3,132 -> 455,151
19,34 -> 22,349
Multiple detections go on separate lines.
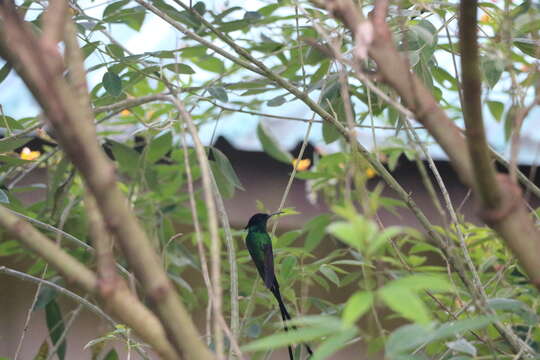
2,138 -> 539,359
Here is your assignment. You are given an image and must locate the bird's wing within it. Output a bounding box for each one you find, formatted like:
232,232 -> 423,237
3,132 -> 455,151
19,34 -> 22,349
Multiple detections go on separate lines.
262,241 -> 276,290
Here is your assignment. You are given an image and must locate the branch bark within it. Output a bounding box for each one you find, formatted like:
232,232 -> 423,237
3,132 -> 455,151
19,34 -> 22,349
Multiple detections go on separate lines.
459,1 -> 501,210
0,206 -> 178,360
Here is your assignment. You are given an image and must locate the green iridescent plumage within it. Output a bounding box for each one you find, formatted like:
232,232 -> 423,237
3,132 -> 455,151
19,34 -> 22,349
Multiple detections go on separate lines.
244,213 -> 313,359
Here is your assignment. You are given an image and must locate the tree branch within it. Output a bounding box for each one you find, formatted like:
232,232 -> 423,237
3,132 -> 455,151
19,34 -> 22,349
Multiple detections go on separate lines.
323,0 -> 540,292
0,206 -> 178,359
0,3 -> 212,358
459,1 -> 501,209
83,191 -> 118,297
323,0 -> 537,355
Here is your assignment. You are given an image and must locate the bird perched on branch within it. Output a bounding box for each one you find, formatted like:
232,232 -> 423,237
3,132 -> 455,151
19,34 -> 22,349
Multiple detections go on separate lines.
244,212 -> 313,359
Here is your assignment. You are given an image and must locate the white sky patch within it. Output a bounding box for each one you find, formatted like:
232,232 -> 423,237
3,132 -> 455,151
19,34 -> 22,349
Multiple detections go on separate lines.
1,0 -> 539,164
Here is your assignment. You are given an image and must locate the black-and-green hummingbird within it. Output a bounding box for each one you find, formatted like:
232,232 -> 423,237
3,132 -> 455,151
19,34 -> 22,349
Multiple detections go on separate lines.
245,212 -> 313,359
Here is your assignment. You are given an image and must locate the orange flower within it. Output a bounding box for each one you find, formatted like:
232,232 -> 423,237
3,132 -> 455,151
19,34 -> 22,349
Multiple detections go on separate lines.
120,109 -> 131,117
366,167 -> 377,179
480,13 -> 490,23
20,147 -> 41,161
292,158 -> 311,171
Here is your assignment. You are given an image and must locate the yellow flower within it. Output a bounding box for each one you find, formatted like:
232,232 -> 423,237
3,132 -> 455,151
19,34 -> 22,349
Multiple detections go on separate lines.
120,109 -> 131,117
292,158 -> 311,171
366,167 -> 377,179
20,147 -> 41,161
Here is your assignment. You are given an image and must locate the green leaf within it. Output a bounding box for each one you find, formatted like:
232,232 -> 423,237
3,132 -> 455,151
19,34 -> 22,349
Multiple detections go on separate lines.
244,11 -> 262,21
319,265 -> 340,286
446,339 -> 476,357
0,137 -> 30,153
246,323 -> 262,338
180,45 -> 207,58
0,62 -> 12,84
102,71 -> 122,96
487,298 -> 539,325
194,56 -> 225,73
385,323 -> 435,357
81,41 -> 100,59
103,0 -> 129,17
304,214 -> 331,252
242,324 -> 338,352
487,100 -> 504,122
146,131 -> 172,164
430,316 -> 496,341
0,189 -> 8,204
432,66 -> 458,90
320,77 -> 351,143
106,44 -> 124,59
514,41 -> 540,59
342,291 -> 374,326
208,87 -> 229,102
267,95 -> 286,107
45,300 -> 66,360
481,56 -> 504,88
310,327 -> 358,360
379,284 -> 431,324
0,240 -> 21,256
103,349 -> 119,360
327,221 -> 360,249
281,256 -> 297,281
277,230 -> 303,247
109,140 -> 140,176
210,161 -> 235,199
516,13 -> 540,35
0,115 -> 24,130
34,285 -> 58,310
414,59 -> 434,92
164,63 -> 196,74
367,226 -> 402,256
210,147 -> 244,190
322,121 -> 341,144
114,6 -> 146,31
33,341 -> 49,360
504,105 -> 518,141
256,122 -> 292,163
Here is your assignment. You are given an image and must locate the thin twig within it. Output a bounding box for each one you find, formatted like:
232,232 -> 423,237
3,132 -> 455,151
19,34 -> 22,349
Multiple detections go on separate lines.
169,94 -> 224,360
13,265 -> 47,360
0,266 -> 114,325
460,1 -> 500,209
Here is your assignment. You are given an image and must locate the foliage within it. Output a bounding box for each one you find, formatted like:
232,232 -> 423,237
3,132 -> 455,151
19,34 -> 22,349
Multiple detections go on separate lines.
0,0 -> 539,359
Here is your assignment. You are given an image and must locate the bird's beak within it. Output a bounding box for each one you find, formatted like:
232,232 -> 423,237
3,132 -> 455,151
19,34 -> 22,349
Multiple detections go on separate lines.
269,211 -> 283,217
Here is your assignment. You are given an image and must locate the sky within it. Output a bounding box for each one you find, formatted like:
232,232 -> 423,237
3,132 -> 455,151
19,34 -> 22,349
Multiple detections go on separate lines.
1,0 -> 539,164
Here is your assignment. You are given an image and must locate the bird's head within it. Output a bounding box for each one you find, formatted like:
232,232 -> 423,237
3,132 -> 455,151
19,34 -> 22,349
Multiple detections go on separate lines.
245,212 -> 282,230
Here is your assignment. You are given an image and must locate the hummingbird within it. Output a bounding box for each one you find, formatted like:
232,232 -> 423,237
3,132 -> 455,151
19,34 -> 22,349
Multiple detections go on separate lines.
244,212 -> 313,359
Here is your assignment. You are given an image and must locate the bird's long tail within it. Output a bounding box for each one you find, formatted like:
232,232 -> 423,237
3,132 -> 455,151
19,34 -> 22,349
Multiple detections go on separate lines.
271,285 -> 314,358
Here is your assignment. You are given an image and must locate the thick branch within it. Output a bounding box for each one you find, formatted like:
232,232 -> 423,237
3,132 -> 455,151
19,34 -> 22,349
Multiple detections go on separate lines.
84,191 -> 117,294
0,3 -> 212,358
0,206 -> 178,360
459,1 -> 501,209
42,0 -> 68,45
